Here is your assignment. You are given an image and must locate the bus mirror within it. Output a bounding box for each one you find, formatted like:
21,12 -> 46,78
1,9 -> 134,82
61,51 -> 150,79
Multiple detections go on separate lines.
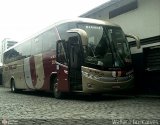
125,34 -> 141,49
67,29 -> 88,46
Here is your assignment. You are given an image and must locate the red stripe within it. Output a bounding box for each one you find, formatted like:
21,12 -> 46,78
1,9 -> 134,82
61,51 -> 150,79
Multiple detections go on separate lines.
30,56 -> 37,87
42,50 -> 57,90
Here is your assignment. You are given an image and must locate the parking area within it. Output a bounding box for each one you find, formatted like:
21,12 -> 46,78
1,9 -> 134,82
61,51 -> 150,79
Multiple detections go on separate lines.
0,87 -> 160,124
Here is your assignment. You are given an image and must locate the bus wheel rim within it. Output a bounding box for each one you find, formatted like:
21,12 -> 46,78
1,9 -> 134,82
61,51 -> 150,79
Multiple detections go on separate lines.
54,83 -> 58,93
12,84 -> 15,91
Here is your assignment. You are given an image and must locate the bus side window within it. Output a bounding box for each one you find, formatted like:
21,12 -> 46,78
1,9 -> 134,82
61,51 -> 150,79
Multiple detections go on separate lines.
57,22 -> 76,41
21,40 -> 31,58
42,28 -> 58,52
4,49 -> 12,64
57,42 -> 67,65
31,35 -> 43,55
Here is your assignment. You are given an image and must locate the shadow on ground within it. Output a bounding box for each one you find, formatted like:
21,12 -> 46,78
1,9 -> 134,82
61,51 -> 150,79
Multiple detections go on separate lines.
5,89 -> 139,102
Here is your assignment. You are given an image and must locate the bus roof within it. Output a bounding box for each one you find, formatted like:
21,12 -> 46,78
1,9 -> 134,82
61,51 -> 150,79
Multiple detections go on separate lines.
4,18 -> 120,53
54,17 -> 119,27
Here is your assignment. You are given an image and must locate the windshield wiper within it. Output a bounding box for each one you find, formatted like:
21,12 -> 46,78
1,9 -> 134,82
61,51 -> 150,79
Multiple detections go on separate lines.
88,43 -> 96,57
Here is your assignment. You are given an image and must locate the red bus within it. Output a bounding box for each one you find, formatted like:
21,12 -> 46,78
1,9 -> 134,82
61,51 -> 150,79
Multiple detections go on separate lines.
3,18 -> 140,98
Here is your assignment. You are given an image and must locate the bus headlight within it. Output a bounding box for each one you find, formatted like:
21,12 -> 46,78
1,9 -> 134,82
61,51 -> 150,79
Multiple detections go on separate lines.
112,71 -> 116,77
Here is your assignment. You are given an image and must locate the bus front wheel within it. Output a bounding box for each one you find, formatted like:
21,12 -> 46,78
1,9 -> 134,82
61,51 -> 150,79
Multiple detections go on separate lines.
53,78 -> 63,99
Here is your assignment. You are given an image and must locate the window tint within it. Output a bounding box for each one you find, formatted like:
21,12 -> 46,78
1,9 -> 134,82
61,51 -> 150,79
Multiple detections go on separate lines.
31,35 -> 42,55
4,48 -> 18,63
4,49 -> 16,63
57,22 -> 76,41
3,28 -> 59,63
57,42 -> 67,64
4,50 -> 10,63
14,45 -> 23,60
42,28 -> 58,52
21,40 -> 31,58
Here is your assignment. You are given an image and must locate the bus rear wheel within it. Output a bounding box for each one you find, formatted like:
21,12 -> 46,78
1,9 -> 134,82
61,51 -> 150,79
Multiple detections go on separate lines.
53,78 -> 63,99
11,80 -> 17,93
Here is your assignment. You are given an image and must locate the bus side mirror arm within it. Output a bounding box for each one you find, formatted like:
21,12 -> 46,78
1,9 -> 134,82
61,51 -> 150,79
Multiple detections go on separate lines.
125,34 -> 141,49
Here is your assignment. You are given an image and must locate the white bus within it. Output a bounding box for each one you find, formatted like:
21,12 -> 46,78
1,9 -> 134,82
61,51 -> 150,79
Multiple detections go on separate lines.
3,18 -> 140,98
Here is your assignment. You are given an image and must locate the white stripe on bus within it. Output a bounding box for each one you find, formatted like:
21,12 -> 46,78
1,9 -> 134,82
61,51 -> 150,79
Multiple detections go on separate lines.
24,57 -> 34,89
34,54 -> 45,89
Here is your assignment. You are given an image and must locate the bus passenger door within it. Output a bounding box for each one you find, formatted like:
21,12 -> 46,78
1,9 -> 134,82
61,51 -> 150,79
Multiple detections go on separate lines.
56,41 -> 70,92
67,29 -> 88,91
67,35 -> 83,91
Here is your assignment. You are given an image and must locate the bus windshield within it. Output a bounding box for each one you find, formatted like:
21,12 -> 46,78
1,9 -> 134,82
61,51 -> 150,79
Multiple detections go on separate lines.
77,23 -> 131,69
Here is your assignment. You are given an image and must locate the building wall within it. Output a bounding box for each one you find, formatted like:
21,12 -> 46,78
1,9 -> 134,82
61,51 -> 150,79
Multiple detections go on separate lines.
81,0 -> 160,92
82,0 -> 160,40
110,0 -> 160,39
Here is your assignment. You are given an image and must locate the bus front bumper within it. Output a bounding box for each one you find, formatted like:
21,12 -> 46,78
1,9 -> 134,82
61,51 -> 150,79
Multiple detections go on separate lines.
82,75 -> 134,93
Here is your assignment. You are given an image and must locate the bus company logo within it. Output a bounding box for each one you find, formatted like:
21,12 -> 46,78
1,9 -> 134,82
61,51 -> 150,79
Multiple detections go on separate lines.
2,117 -> 8,125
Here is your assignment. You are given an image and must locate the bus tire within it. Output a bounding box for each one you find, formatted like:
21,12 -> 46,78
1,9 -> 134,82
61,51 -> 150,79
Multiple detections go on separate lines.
11,80 -> 17,93
53,78 -> 63,99
91,93 -> 103,98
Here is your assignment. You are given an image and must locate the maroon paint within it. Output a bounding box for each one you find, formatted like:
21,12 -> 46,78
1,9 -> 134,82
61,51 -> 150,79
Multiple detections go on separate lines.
42,50 -> 56,90
57,64 -> 70,92
29,56 -> 37,87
